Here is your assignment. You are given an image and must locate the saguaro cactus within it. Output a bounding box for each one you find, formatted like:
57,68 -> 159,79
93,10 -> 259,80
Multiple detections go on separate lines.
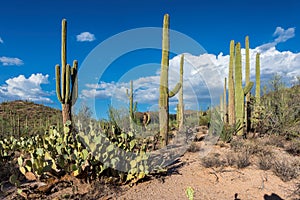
223,77 -> 228,123
126,80 -> 137,130
159,14 -> 181,147
245,36 -> 251,132
177,54 -> 184,131
220,95 -> 224,120
228,40 -> 235,125
55,19 -> 78,124
255,53 -> 261,103
234,42 -> 254,136
234,42 -> 244,135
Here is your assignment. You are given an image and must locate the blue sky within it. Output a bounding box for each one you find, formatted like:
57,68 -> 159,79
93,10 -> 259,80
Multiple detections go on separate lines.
1,0 -> 300,118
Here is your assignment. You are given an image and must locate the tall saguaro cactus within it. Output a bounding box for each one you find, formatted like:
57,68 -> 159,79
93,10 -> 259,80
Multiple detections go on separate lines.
228,40 -> 235,125
159,14 -> 181,147
234,42 -> 244,135
255,53 -> 261,103
245,36 -> 251,132
126,80 -> 137,130
177,54 -> 184,131
223,77 -> 228,123
56,19 -> 78,125
234,42 -> 254,136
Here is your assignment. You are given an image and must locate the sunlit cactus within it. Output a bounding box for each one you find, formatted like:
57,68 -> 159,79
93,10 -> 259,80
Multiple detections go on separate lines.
126,80 -> 137,130
228,40 -> 235,125
234,42 -> 244,136
255,53 -> 261,104
177,54 -> 184,131
159,14 -> 181,147
223,77 -> 228,123
55,19 -> 78,125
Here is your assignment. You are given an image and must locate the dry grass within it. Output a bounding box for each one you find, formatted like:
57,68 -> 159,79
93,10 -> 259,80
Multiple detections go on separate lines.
285,140 -> 300,156
272,156 -> 299,182
224,152 -> 236,167
262,135 -> 285,148
236,149 -> 251,169
201,153 -> 224,168
187,142 -> 200,153
257,150 -> 274,170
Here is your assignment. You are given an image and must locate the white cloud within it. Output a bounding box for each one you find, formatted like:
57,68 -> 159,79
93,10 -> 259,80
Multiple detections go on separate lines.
0,56 -> 24,66
0,37 -> 3,43
259,27 -> 295,51
80,46 -> 300,110
80,27 -> 300,110
0,73 -> 52,103
76,32 -> 96,42
273,27 -> 295,43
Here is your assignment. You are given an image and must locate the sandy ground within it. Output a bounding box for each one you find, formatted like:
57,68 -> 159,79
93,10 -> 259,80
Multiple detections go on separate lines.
118,144 -> 299,200
2,139 -> 299,200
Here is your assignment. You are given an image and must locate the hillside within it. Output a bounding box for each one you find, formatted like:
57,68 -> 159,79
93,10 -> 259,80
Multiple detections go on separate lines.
0,100 -> 62,137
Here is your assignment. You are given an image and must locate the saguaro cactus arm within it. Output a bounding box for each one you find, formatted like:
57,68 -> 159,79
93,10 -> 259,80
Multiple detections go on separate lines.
71,60 -> 78,106
168,83 -> 182,97
56,64 -> 63,103
244,82 -> 254,95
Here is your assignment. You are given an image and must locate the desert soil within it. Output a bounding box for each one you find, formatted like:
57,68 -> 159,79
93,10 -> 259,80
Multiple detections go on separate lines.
118,144 -> 299,200
2,138 -> 299,200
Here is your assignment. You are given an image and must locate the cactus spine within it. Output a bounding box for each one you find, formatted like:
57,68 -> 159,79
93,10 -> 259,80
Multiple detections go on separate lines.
55,19 -> 78,124
126,80 -> 137,130
255,53 -> 261,103
234,42 -> 244,136
159,14 -> 181,147
228,40 -> 235,125
177,54 -> 184,131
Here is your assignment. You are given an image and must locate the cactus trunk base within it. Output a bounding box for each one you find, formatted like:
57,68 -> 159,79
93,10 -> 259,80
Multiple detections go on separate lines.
159,105 -> 168,147
62,104 -> 71,125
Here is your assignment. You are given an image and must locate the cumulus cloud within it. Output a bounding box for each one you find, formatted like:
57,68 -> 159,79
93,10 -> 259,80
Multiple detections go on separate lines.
0,56 -> 24,66
259,27 -> 295,51
0,73 -> 52,103
80,45 -> 300,110
81,76 -> 161,104
80,26 -> 300,110
0,37 -> 3,43
76,32 -> 96,42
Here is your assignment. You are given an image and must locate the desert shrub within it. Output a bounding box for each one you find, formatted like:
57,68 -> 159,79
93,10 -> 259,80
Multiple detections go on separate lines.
224,152 -> 236,167
273,156 -> 299,182
286,139 -> 300,156
187,142 -> 200,153
257,150 -> 274,170
201,153 -> 223,168
185,114 -> 200,128
293,182 -> 300,200
208,109 -> 242,143
243,140 -> 264,155
254,74 -> 300,137
198,110 -> 210,127
262,135 -> 285,148
230,139 -> 244,152
236,149 -> 251,169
